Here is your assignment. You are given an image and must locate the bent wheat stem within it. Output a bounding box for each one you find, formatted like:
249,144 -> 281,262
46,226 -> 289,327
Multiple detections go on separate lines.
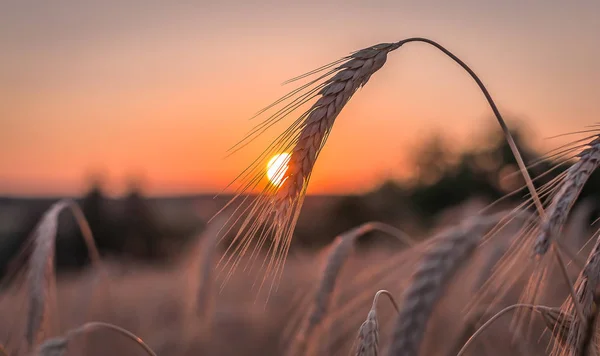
456,304 -> 548,356
38,321 -> 156,356
394,37 -> 543,217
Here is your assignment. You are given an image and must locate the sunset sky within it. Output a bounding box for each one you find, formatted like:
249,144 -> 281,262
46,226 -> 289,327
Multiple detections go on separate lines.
1,0 -> 599,196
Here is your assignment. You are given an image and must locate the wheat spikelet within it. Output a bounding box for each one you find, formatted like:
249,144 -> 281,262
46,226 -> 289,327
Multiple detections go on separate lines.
387,214 -> 503,356
26,201 -> 69,347
534,135 -> 600,256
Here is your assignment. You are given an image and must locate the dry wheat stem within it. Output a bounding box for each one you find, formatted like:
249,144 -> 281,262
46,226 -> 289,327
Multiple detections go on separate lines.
553,244 -> 587,325
394,38 -> 544,219
66,200 -> 102,268
75,322 -> 156,356
37,321 -> 157,356
220,37 -> 545,297
535,136 -> 600,256
372,290 -> 400,314
387,214 -> 502,356
456,303 -> 560,356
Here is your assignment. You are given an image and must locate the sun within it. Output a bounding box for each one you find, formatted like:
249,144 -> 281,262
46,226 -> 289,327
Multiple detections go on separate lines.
266,153 -> 291,187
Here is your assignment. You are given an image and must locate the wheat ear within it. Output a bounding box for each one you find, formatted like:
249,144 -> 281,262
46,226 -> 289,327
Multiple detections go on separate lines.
24,200 -> 104,349
535,136 -> 600,255
218,42 -> 401,290
26,201 -> 68,347
290,222 -> 413,356
354,290 -> 399,356
0,344 -> 7,356
220,37 -> 544,293
36,321 -> 156,356
387,213 -> 504,356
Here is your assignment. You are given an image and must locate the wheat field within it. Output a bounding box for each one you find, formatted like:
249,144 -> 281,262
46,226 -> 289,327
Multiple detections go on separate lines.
2,38 -> 600,356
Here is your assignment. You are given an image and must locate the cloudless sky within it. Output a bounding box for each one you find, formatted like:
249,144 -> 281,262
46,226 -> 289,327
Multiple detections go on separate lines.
1,0 -> 599,196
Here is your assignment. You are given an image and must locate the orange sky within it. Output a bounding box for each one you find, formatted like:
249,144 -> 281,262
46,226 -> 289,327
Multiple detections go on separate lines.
1,0 -> 599,196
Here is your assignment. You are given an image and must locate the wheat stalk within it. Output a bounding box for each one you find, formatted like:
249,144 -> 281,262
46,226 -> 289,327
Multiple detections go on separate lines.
289,222 -> 413,356
36,321 -> 156,356
218,37 -> 544,295
387,213 -> 504,356
535,136 -> 600,256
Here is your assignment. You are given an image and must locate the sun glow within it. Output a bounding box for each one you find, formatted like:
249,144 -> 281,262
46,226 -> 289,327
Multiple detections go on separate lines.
266,153 -> 291,187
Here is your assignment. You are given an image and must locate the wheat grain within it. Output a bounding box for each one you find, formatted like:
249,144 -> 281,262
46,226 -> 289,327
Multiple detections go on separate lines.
535,136 -> 600,256
387,214 -> 503,356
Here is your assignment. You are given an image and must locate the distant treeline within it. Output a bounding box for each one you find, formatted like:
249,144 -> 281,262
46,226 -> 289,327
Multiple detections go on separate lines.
2,126 -> 600,278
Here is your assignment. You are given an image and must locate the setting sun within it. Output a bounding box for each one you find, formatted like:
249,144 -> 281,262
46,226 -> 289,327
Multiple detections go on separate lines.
266,153 -> 291,187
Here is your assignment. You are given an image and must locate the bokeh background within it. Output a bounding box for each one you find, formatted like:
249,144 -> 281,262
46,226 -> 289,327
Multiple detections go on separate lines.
1,1 -> 600,355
